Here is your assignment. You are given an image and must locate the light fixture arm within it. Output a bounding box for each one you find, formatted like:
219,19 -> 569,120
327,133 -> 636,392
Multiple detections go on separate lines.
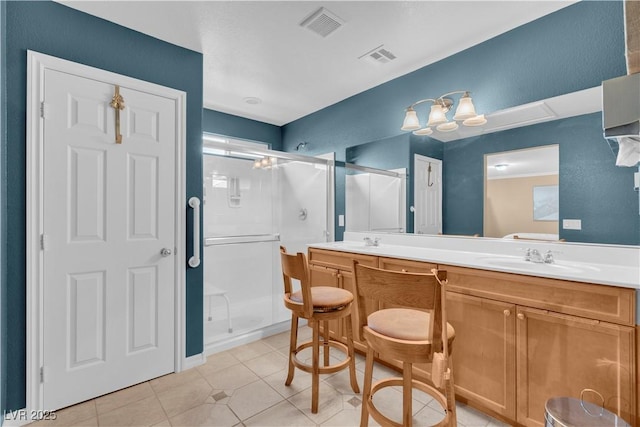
406,91 -> 470,110
405,98 -> 437,110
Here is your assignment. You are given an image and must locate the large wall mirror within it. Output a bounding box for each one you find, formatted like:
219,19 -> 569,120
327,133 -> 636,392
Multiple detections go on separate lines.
342,87 -> 639,246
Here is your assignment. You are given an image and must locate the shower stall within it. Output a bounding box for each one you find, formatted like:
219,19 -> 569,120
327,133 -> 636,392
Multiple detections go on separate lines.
202,135 -> 333,353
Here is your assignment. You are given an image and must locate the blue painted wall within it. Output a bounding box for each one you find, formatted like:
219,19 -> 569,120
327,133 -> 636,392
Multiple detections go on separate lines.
1,0 -> 6,418
281,1 -> 630,244
2,1 -> 203,411
203,109 -> 282,150
444,113 -> 639,245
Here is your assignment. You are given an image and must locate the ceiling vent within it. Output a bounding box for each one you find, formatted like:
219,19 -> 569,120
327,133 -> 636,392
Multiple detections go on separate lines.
300,7 -> 344,38
359,45 -> 397,65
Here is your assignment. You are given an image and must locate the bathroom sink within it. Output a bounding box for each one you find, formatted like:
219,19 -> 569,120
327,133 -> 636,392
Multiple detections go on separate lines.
476,256 -> 599,274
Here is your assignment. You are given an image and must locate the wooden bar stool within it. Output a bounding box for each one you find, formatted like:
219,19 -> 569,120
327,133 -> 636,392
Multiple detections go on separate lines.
280,246 -> 360,413
352,262 -> 456,427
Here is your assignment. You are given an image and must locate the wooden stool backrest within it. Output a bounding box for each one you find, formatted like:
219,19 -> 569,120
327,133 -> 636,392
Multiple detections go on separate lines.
352,261 -> 448,356
280,246 -> 313,318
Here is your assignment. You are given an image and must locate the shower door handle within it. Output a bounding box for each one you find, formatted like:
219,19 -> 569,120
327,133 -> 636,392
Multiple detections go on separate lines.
188,196 -> 201,268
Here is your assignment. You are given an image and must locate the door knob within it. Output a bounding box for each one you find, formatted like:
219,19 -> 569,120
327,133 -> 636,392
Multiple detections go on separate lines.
160,248 -> 172,257
517,313 -> 525,320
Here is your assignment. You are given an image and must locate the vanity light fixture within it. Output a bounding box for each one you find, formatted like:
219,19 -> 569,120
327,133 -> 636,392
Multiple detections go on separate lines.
401,91 -> 486,135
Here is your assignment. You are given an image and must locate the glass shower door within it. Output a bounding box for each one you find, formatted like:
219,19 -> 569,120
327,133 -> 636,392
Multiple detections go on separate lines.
203,154 -> 277,344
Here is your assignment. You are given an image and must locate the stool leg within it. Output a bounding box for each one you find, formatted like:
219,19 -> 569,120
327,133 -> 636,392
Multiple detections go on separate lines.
285,315 -> 298,386
445,358 -> 457,426
360,346 -> 375,427
312,319 -> 320,414
345,313 -> 360,393
403,362 -> 413,427
322,320 -> 330,367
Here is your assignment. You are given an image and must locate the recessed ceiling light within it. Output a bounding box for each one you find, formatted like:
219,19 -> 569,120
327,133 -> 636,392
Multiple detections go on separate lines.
243,97 -> 262,105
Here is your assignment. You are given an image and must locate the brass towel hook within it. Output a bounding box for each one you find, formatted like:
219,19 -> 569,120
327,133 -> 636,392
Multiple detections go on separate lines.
110,85 -> 125,144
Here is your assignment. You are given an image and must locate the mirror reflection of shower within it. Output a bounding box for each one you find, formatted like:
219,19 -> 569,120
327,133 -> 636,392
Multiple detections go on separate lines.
202,134 -> 334,352
345,164 -> 407,233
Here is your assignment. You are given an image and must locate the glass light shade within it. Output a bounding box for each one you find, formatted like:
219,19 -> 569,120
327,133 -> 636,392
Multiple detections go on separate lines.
412,127 -> 433,136
253,159 -> 261,169
401,108 -> 421,131
453,95 -> 477,121
427,104 -> 448,126
436,121 -> 459,132
462,114 -> 487,127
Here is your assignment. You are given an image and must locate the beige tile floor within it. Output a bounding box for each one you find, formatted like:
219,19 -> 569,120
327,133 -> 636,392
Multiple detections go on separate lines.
29,327 -> 509,427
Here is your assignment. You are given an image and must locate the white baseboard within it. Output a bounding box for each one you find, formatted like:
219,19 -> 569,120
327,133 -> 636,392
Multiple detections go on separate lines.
182,352 -> 206,370
204,320 -> 295,356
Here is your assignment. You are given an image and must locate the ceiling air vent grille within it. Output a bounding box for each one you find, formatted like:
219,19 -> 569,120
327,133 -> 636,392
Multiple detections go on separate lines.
300,7 -> 344,38
359,45 -> 397,65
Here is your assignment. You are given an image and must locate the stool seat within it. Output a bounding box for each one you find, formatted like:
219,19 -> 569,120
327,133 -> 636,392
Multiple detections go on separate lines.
289,286 -> 353,311
368,308 -> 455,342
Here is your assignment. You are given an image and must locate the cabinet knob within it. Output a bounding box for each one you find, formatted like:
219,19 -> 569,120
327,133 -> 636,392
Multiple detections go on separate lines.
401,269 -> 408,272
503,309 -> 511,317
517,313 -> 525,320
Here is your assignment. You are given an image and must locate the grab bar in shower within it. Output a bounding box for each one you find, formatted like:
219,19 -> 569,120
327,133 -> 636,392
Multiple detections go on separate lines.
205,234 -> 281,246
188,197 -> 201,268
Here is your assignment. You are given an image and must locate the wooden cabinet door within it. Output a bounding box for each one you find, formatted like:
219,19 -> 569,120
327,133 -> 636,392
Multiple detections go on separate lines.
446,292 -> 517,420
516,306 -> 636,426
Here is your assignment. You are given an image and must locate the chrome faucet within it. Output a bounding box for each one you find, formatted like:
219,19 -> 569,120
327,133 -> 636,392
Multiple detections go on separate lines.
543,250 -> 555,264
526,248 -> 544,263
364,237 -> 381,247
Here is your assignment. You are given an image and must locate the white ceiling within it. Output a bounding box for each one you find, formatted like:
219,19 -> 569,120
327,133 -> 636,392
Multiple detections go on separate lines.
58,1 -> 575,126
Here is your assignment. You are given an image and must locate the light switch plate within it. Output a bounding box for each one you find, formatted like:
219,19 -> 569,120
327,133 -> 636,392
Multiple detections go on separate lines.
634,171 -> 639,190
338,214 -> 345,227
562,219 -> 582,230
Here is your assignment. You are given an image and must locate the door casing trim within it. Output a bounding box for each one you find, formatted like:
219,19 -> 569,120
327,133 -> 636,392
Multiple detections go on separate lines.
26,50 -> 188,412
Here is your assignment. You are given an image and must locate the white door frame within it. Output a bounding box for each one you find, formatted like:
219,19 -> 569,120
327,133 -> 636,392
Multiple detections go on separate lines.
26,50 -> 188,412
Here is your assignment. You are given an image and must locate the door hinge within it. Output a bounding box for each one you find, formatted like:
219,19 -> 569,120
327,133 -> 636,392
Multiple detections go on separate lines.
40,102 -> 46,119
40,366 -> 46,383
40,234 -> 49,251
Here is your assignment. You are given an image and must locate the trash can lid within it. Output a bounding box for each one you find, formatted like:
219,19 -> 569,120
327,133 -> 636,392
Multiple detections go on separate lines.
545,397 -> 630,427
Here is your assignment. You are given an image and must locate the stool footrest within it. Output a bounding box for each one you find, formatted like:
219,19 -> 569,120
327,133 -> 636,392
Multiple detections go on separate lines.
367,377 -> 451,427
291,340 -> 352,375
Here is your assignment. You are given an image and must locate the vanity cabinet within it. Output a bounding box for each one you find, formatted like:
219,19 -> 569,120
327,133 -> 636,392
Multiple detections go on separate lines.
446,265 -> 636,426
445,292 -> 517,420
307,247 -> 637,426
515,306 -> 635,426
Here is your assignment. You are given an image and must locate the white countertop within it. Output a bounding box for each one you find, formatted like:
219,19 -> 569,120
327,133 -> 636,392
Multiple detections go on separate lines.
308,232 -> 640,290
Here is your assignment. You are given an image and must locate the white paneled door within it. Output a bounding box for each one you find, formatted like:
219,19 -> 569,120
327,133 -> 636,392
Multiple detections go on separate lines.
414,155 -> 442,235
42,69 -> 176,409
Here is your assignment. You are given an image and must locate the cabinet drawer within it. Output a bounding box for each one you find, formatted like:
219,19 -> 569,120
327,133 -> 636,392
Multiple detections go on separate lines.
308,248 -> 378,271
443,265 -> 636,326
379,257 -> 436,273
